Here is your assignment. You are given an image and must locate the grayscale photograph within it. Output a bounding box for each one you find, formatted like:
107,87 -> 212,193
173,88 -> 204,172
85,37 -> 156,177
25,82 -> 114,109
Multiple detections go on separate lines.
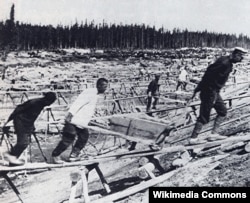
0,0 -> 250,202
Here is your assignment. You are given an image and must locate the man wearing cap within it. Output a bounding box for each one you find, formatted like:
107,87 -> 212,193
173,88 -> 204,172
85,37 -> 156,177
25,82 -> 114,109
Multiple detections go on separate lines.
189,47 -> 248,145
146,73 -> 161,112
3,92 -> 57,165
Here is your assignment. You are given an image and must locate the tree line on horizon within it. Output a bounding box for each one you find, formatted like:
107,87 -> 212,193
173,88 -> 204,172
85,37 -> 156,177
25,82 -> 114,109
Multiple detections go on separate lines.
1,4 -> 250,51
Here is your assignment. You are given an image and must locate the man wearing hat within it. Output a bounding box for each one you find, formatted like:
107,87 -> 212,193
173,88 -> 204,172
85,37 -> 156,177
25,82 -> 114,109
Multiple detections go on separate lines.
189,47 -> 248,145
146,73 -> 161,112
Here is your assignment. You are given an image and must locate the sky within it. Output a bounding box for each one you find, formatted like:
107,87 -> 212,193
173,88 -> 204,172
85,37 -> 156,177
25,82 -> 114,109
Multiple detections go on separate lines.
1,0 -> 250,36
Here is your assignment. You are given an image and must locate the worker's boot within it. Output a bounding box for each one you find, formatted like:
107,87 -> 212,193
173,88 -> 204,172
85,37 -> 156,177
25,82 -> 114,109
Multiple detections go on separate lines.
207,116 -> 227,141
211,115 -> 224,134
52,155 -> 65,164
69,148 -> 81,162
150,127 -> 174,151
4,152 -> 24,166
189,122 -> 206,145
51,142 -> 68,164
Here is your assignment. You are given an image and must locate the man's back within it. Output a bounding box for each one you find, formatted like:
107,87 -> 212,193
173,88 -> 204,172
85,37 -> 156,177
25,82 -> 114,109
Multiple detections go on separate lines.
179,69 -> 188,81
147,79 -> 160,96
11,98 -> 45,126
69,88 -> 100,128
198,56 -> 233,91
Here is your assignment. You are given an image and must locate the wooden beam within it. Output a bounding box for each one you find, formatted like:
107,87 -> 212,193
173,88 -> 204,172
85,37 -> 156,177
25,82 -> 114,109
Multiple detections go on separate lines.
81,169 -> 90,203
94,164 -> 111,194
1,134 -> 249,173
221,141 -> 245,152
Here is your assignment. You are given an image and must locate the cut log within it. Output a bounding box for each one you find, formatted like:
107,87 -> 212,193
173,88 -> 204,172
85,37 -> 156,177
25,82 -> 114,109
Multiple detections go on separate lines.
197,145 -> 222,157
137,163 -> 156,179
186,134 -> 250,151
221,141 -> 245,152
244,142 -> 250,153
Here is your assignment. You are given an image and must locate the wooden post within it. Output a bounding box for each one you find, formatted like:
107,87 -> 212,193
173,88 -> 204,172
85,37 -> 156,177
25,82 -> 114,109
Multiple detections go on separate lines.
1,172 -> 24,203
69,170 -> 82,203
94,164 -> 111,194
69,181 -> 78,203
6,93 -> 15,106
57,92 -> 68,105
46,108 -> 50,135
20,92 -> 29,103
48,108 -> 61,134
45,107 -> 61,137
81,169 -> 90,203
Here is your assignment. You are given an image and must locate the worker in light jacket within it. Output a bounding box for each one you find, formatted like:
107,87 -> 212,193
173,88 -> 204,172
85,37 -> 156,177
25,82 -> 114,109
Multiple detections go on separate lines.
52,78 -> 108,163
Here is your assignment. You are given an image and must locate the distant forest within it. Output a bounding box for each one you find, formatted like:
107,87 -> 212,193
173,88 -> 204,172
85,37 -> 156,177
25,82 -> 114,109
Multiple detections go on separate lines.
1,4 -> 250,51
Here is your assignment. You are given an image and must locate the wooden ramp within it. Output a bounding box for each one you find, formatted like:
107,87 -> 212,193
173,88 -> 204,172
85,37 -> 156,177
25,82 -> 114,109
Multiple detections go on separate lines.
1,133 -> 249,203
2,134 -> 249,172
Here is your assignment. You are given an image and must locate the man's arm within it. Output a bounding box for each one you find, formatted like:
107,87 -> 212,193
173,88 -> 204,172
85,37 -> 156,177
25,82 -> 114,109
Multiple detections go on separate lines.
65,112 -> 73,123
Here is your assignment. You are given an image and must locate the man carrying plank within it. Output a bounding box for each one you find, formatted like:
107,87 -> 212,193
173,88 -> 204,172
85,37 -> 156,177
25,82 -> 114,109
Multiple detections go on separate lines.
51,78 -> 109,163
189,47 -> 248,145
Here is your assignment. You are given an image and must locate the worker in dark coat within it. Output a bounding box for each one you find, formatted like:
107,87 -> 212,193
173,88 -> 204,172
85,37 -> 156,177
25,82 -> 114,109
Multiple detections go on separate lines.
3,92 -> 57,165
189,47 -> 248,145
146,73 -> 161,112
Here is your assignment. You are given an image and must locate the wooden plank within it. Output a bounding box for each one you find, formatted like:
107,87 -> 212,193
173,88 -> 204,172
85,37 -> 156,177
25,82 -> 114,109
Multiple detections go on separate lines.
0,145 -> 184,172
197,146 -> 222,157
81,170 -> 90,203
95,164 -> 111,194
197,141 -> 246,157
186,134 -> 250,150
1,134 -> 249,172
0,161 -> 98,172
69,181 -> 80,203
220,141 -> 245,152
169,113 -> 250,144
